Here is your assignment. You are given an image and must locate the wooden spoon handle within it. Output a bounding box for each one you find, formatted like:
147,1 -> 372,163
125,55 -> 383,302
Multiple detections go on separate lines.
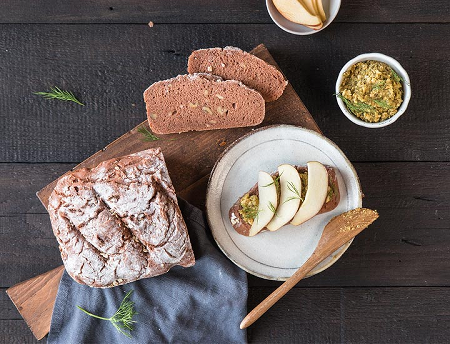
240,256 -> 318,329
240,208 -> 379,329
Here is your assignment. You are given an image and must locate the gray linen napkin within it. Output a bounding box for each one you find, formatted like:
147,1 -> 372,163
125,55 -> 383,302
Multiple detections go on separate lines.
48,199 -> 248,344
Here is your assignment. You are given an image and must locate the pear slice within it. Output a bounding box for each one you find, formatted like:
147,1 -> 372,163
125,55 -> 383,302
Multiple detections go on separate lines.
290,161 -> 328,226
305,22 -> 323,30
273,0 -> 322,26
301,0 -> 318,16
248,171 -> 278,237
314,0 -> 327,21
266,164 -> 302,231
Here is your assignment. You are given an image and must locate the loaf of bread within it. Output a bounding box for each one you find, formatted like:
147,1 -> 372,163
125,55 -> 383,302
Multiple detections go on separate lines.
143,73 -> 265,134
229,166 -> 340,236
188,47 -> 288,102
48,148 -> 195,288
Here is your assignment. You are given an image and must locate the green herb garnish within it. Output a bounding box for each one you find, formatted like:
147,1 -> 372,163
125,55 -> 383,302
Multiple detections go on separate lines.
268,201 -> 277,214
263,172 -> 283,189
287,181 -> 301,198
390,67 -> 410,86
390,68 -> 403,83
77,290 -> 137,338
284,181 -> 303,204
372,80 -> 385,91
240,206 -> 261,221
138,126 -> 160,141
373,99 -> 392,109
336,93 -> 374,116
34,87 -> 84,105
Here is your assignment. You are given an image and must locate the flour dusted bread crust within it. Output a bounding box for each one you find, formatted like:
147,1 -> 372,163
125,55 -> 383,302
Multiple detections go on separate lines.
143,73 -> 265,134
48,148 -> 195,288
188,47 -> 288,102
229,166 -> 340,236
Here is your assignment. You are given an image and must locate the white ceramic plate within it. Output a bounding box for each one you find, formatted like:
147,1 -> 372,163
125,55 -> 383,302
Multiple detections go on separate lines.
206,125 -> 362,280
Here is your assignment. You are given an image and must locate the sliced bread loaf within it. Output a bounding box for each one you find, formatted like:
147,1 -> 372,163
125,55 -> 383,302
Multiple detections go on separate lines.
48,148 -> 195,288
187,46 -> 288,102
143,73 -> 265,134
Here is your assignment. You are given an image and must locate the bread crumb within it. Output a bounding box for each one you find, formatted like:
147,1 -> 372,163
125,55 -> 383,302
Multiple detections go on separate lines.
217,138 -> 227,147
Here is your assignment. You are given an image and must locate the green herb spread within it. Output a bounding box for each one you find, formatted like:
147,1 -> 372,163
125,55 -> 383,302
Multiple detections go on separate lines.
299,173 -> 308,202
326,185 -> 334,203
300,172 -> 334,203
239,193 -> 259,225
339,60 -> 403,123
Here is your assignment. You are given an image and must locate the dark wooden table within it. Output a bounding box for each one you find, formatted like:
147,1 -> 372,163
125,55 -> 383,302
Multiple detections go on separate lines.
1,1 -> 450,343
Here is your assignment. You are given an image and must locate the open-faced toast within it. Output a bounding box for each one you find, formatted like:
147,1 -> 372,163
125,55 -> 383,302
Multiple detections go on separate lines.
229,165 -> 340,236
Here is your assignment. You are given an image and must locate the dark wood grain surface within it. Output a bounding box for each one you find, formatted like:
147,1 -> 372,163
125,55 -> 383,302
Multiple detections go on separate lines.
1,23 -> 450,163
0,0 -> 449,23
1,0 -> 449,342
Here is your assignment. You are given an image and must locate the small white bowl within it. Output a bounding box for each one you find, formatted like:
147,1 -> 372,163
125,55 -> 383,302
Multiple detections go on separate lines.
266,0 -> 341,35
335,53 -> 411,128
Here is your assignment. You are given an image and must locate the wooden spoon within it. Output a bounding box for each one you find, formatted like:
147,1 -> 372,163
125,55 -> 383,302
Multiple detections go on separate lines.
240,208 -> 379,329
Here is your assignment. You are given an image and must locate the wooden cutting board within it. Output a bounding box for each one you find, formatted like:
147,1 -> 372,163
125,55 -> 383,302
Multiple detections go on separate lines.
6,44 -> 321,340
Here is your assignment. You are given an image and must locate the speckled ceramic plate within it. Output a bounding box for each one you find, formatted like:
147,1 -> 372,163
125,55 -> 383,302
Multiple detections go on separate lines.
206,125 -> 362,280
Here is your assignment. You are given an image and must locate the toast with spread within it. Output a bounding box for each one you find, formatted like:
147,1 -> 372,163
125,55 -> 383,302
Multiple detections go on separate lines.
229,162 -> 340,236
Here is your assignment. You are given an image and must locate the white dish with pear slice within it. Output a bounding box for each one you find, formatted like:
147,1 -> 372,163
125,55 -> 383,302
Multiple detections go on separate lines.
206,125 -> 362,281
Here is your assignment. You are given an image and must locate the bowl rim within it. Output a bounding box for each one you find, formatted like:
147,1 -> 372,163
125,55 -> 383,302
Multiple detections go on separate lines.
266,0 -> 341,36
335,53 -> 412,128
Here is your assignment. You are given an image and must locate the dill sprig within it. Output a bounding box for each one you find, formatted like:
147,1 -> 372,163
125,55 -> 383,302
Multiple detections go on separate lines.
372,80 -> 385,91
268,201 -> 277,214
137,126 -> 160,142
77,290 -> 137,338
284,181 -> 303,204
287,181 -> 301,198
240,206 -> 261,220
390,67 -> 410,86
373,99 -> 392,109
263,172 -> 283,189
336,93 -> 374,116
390,68 -> 403,83
34,87 -> 84,105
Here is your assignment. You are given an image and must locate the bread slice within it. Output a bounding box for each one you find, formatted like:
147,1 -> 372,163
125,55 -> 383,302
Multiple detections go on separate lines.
143,73 -> 265,134
229,166 -> 340,236
187,47 -> 288,102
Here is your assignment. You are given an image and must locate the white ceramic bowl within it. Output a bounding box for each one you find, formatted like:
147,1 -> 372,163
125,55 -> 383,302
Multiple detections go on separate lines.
335,53 -> 412,128
266,0 -> 341,35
